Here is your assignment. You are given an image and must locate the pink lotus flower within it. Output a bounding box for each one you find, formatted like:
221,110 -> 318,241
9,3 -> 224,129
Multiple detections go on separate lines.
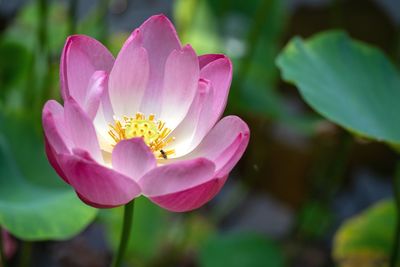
42,14 -> 249,212
1,230 -> 16,264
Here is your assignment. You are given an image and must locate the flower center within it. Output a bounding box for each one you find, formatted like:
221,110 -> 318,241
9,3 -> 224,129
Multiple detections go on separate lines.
108,112 -> 175,159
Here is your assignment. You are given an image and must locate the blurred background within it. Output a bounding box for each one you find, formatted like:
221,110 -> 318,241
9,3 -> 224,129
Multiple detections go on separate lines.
0,0 -> 399,266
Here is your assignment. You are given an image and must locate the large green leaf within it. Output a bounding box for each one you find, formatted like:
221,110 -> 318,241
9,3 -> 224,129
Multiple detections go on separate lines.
199,232 -> 285,267
333,199 -> 396,267
0,113 -> 97,240
276,31 -> 400,144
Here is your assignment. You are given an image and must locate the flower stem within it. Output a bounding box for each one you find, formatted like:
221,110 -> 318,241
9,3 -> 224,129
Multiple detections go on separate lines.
0,229 -> 7,267
112,200 -> 135,267
390,162 -> 400,267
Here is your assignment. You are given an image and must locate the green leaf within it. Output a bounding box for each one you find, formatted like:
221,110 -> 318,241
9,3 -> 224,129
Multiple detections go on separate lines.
333,199 -> 396,266
0,113 -> 97,240
199,232 -> 285,267
277,31 -> 400,144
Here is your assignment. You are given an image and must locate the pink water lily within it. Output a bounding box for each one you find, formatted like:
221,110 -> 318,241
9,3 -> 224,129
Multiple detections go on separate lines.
1,230 -> 16,265
42,14 -> 249,212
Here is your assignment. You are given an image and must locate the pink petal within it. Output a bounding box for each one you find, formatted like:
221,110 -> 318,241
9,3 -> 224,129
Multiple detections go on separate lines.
2,230 -> 17,259
188,81 -> 217,151
59,150 -> 141,208
100,87 -> 114,123
61,35 -> 114,107
138,14 -> 182,115
44,137 -> 69,184
112,138 -> 156,181
64,99 -> 102,162
84,70 -> 108,120
150,175 -> 228,212
199,54 -> 225,69
167,79 -> 214,156
93,88 -> 115,147
42,100 -> 71,154
199,56 -> 232,121
159,45 -> 199,129
77,192 -> 123,209
93,103 -> 114,151
108,30 -> 150,117
139,158 -> 215,197
171,56 -> 233,154
152,116 -> 248,212
176,116 -> 250,177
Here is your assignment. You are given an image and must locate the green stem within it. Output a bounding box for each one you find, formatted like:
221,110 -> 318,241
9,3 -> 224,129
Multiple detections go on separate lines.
112,200 -> 135,267
0,229 -> 7,267
390,162 -> 400,267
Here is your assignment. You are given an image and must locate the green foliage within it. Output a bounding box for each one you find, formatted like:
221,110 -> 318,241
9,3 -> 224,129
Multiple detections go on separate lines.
174,0 -> 222,55
199,232 -> 285,267
100,200 -> 218,266
1,2 -> 69,118
0,41 -> 30,95
4,2 -> 68,54
0,40 -> 32,113
0,113 -> 97,240
100,197 -> 169,266
174,0 -> 319,136
76,0 -> 109,45
333,199 -> 396,267
297,201 -> 333,239
173,0 -> 286,115
277,31 -> 400,144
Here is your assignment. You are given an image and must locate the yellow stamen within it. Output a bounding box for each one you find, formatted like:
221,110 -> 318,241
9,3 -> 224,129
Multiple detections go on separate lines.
108,112 -> 175,159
